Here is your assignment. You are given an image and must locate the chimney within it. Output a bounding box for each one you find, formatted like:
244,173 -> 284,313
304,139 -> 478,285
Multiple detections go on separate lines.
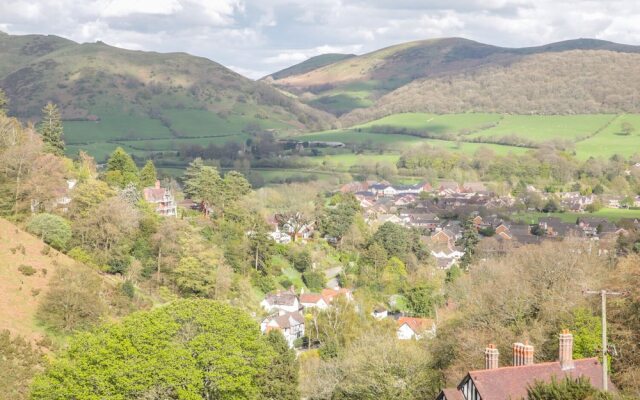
155,180 -> 161,189
512,342 -> 524,366
559,330 -> 575,370
485,344 -> 499,370
523,341 -> 534,365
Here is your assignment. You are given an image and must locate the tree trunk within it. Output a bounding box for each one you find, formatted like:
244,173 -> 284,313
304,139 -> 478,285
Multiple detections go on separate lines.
157,247 -> 162,285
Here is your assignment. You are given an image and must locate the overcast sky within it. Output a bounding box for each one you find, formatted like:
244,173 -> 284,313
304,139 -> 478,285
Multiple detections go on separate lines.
1,0 -> 639,79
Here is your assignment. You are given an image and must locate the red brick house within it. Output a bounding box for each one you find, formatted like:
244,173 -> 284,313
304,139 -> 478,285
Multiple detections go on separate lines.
143,181 -> 177,217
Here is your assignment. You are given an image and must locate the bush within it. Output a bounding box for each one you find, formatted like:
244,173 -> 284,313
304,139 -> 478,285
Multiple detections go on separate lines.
26,213 -> 72,250
290,250 -> 312,273
120,280 -> 135,299
36,267 -> 106,333
252,272 -> 277,294
18,265 -> 37,276
302,271 -> 325,291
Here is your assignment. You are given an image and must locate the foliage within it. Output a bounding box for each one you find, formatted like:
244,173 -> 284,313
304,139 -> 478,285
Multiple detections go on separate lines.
303,271 -> 326,291
569,308 -> 601,359
139,160 -> 158,187
18,264 -> 37,276
0,330 -> 45,400
317,193 -> 361,240
405,283 -> 441,317
0,88 -> 7,116
37,102 -> 65,156
173,256 -> 216,297
261,331 -> 300,400
36,266 -> 106,333
31,299 -> 274,400
105,147 -> 139,188
26,213 -> 72,250
302,331 -> 440,400
526,376 -> 612,400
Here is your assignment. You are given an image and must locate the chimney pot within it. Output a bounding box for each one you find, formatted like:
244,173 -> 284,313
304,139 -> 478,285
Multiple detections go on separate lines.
485,344 -> 499,370
559,330 -> 575,370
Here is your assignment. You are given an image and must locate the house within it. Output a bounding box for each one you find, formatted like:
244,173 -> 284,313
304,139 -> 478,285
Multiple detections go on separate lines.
321,287 -> 354,303
56,179 -> 78,212
143,180 -> 177,217
260,288 -> 300,314
270,230 -> 292,244
431,229 -> 456,245
371,306 -> 388,320
436,331 -> 612,400
396,317 -> 436,340
261,311 -> 305,348
299,292 -> 330,310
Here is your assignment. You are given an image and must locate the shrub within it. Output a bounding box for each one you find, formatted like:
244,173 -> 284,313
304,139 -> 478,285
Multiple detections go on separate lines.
120,280 -> 135,299
302,271 -> 325,291
18,265 -> 37,276
26,214 -> 72,250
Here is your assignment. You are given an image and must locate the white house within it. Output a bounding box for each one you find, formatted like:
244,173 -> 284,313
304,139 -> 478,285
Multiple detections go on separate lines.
299,293 -> 330,310
143,180 -> 177,217
371,307 -> 388,320
261,311 -> 305,348
397,317 -> 436,340
260,288 -> 300,314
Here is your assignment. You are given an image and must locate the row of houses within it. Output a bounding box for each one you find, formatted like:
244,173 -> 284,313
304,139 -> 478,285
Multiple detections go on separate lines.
259,287 -> 353,347
341,180 -> 491,197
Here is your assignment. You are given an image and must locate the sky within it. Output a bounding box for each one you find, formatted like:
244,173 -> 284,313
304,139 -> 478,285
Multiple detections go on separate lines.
1,0 -> 639,79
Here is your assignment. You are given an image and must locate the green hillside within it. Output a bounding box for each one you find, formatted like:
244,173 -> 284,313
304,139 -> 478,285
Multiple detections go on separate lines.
268,37 -> 640,118
0,32 -> 335,162
263,53 -> 355,80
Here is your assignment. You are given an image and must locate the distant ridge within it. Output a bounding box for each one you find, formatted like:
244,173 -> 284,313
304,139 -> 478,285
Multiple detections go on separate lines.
263,53 -> 356,81
265,37 -> 640,118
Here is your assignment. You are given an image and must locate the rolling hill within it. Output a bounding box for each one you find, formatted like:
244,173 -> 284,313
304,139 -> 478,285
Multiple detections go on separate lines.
0,32 -> 335,161
266,37 -> 640,119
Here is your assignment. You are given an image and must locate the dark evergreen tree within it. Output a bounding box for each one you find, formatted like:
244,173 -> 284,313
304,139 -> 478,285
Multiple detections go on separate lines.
261,330 -> 300,400
38,102 -> 65,156
139,160 -> 157,187
0,89 -> 7,116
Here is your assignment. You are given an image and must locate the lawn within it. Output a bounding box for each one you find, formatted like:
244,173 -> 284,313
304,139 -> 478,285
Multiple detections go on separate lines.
468,114 -> 615,143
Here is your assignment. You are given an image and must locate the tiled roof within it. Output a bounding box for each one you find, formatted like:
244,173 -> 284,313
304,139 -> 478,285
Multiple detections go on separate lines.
436,388 -> 464,400
300,293 -> 327,304
266,311 -> 305,330
397,317 -> 434,333
458,358 -> 607,400
264,289 -> 298,306
143,187 -> 169,203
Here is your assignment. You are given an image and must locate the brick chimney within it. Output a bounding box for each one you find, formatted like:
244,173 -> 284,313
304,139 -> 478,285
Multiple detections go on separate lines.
523,341 -> 534,365
512,342 -> 524,366
559,329 -> 575,370
485,344 -> 499,370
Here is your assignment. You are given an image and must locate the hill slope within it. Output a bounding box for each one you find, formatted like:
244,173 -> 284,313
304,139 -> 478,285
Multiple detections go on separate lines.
268,37 -> 640,117
0,217 -> 111,341
0,32 -> 335,160
263,53 -> 355,81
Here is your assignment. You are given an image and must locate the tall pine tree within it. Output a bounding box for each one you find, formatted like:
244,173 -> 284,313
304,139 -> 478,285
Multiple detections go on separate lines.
38,102 -> 65,156
0,88 -> 7,116
139,160 -> 158,187
182,157 -> 204,199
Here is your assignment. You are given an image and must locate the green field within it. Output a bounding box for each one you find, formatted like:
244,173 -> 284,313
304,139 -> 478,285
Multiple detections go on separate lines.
467,114 -> 615,142
574,115 -> 640,159
513,208 -> 640,224
356,112 -> 502,134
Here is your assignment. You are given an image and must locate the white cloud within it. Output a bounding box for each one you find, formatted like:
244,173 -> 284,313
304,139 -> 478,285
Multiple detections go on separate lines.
101,0 -> 182,17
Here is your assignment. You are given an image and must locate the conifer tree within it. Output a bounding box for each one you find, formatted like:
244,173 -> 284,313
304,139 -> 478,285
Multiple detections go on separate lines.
105,147 -> 139,188
38,102 -> 65,156
183,157 -> 204,199
261,330 -> 300,400
0,88 -> 8,116
139,160 -> 157,187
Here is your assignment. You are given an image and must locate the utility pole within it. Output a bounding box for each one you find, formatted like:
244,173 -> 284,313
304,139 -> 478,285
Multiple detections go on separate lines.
584,289 -> 623,392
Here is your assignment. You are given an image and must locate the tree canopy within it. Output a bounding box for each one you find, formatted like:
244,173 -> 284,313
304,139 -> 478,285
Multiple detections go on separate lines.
31,299 -> 275,400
